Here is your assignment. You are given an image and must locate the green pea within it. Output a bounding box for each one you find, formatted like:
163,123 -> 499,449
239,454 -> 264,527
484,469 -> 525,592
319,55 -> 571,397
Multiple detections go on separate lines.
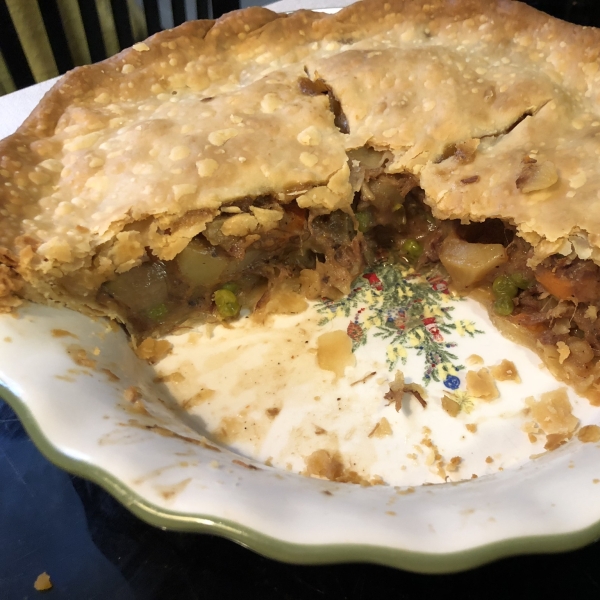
401,238 -> 423,260
493,295 -> 514,316
214,288 -> 239,318
147,303 -> 168,321
510,272 -> 532,290
355,211 -> 374,233
492,274 -> 518,299
221,281 -> 240,294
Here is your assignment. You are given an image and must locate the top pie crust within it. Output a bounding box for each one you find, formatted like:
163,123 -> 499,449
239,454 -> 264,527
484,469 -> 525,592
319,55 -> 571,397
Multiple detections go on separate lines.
2,0 -> 600,316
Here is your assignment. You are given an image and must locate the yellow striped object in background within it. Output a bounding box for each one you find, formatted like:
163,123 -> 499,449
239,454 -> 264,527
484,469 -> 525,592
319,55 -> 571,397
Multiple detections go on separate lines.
0,0 -> 147,95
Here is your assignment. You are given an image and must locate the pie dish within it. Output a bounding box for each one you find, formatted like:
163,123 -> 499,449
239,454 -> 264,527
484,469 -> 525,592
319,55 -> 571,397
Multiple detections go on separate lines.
3,0 -> 600,572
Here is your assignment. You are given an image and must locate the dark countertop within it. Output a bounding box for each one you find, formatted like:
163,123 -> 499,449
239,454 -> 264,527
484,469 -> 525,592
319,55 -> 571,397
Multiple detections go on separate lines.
4,0 -> 600,597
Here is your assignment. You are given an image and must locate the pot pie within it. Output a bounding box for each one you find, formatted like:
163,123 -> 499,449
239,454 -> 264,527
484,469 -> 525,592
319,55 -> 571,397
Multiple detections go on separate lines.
2,0 -> 600,401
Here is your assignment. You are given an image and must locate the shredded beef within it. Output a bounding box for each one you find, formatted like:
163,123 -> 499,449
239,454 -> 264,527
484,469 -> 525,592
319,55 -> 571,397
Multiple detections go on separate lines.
538,330 -> 567,347
515,284 -> 546,309
536,256 -> 600,304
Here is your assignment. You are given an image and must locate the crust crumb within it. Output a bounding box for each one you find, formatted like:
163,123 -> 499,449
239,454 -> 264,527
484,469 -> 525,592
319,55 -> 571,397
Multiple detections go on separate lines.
465,423 -> 477,433
577,424 -> 600,443
51,328 -> 77,338
135,338 -> 173,363
525,388 -> 579,450
421,433 -> 449,479
66,344 -> 96,369
556,341 -> 570,364
447,456 -> 462,472
368,417 -> 393,438
465,368 -> 499,401
384,370 -> 405,411
490,359 -> 520,382
441,394 -> 460,417
34,572 -> 52,591
466,354 -> 484,366
545,433 -> 568,451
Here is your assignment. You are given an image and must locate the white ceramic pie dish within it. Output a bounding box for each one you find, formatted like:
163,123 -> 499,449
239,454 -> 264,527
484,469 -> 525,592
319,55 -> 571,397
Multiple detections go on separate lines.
3,4 -> 600,574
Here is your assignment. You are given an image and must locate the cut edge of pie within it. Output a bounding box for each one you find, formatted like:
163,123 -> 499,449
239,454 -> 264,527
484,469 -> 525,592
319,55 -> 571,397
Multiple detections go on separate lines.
2,0 -> 600,403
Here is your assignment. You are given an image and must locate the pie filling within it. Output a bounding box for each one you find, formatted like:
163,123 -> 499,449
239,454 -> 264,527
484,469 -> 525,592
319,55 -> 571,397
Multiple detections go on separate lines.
93,143 -> 600,401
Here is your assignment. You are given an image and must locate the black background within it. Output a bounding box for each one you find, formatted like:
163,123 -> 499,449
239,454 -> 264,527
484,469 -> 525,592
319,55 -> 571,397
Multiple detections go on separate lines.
3,0 -> 600,598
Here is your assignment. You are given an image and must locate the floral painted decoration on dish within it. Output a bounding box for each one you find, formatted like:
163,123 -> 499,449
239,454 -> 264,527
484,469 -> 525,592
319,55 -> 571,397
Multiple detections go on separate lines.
317,263 -> 482,379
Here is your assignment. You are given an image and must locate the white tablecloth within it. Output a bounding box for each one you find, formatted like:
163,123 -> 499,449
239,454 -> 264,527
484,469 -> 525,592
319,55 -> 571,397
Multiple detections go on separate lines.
0,1 -> 353,141
268,0 -> 352,11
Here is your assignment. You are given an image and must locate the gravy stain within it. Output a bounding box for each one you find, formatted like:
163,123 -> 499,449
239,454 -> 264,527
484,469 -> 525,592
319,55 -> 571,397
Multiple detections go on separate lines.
51,328 -> 77,338
155,477 -> 192,501
127,419 -> 221,452
214,407 -> 271,447
133,462 -> 192,485
181,388 -> 215,410
98,426 -> 149,446
161,315 -> 333,457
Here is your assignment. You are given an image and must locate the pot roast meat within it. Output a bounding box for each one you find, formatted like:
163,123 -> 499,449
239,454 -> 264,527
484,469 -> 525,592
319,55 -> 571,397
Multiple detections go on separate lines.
535,257 -> 600,304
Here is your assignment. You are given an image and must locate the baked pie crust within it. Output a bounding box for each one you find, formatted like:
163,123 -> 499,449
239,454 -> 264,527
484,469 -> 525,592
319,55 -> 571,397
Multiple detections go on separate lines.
3,0 -> 600,399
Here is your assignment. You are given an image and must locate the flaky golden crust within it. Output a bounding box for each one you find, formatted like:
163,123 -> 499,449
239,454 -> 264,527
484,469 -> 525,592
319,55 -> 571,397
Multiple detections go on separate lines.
2,0 -> 600,315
